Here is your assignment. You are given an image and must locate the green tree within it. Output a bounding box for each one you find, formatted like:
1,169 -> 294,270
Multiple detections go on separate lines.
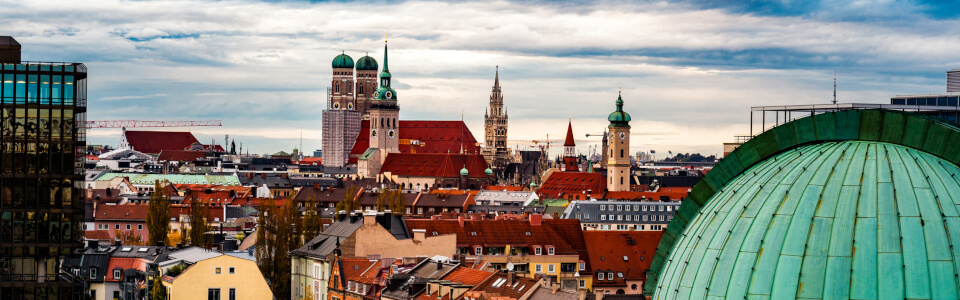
150,276 -> 166,300
188,194 -> 209,248
302,194 -> 324,241
146,180 -> 171,246
391,188 -> 406,215
335,186 -> 359,212
256,197 -> 303,300
375,189 -> 388,212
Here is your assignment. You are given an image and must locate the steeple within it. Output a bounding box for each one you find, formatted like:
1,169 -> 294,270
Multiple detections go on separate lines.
380,38 -> 391,87
493,65 -> 500,91
564,119 -> 576,147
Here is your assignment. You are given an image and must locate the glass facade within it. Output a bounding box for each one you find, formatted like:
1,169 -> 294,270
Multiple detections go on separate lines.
0,62 -> 86,299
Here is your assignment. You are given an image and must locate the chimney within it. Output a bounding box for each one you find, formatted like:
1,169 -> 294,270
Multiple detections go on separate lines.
436,260 -> 443,270
529,214 -> 542,226
0,37 -> 21,63
458,215 -> 465,227
413,229 -> 426,242
363,213 -> 377,225
507,272 -> 515,286
313,182 -> 320,189
247,173 -> 253,179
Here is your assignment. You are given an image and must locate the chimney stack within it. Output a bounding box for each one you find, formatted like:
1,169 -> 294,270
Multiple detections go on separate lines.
458,215 -> 465,227
529,214 -> 542,226
0,37 -> 21,63
413,229 -> 426,242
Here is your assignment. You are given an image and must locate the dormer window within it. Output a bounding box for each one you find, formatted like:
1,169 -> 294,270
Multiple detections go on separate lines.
548,247 -> 555,255
114,269 -> 121,279
598,272 -> 604,280
475,247 -> 483,255
535,247 -> 542,255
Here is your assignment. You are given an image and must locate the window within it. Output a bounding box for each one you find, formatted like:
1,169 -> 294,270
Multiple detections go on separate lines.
208,288 -> 221,300
600,205 -> 605,211
548,264 -> 555,273
535,247 -> 542,255
548,247 -> 555,255
216,267 -> 222,274
115,224 -> 120,230
634,215 -> 639,221
625,205 -> 630,212
608,205 -> 614,211
114,291 -> 120,299
90,267 -> 97,278
642,206 -> 647,211
418,208 -> 423,214
138,224 -> 143,230
229,267 -> 235,274
126,224 -> 131,230
643,215 -> 648,221
667,206 -> 672,212
660,215 -> 665,221
475,247 -> 482,255
600,215 -> 606,221
617,215 -> 622,221
579,280 -> 586,289
535,264 -> 542,273
659,206 -> 664,211
608,272 -> 614,280
634,205 -> 639,211
229,288 -> 236,300
598,272 -> 604,280
617,205 -> 622,211
579,262 -> 585,271
114,269 -> 121,279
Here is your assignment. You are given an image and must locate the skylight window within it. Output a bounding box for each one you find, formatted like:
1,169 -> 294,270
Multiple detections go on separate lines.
138,248 -> 148,252
121,247 -> 132,252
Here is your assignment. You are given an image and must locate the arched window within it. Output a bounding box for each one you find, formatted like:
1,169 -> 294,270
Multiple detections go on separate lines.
620,149 -> 624,158
393,118 -> 397,128
380,118 -> 384,128
335,83 -> 339,93
620,177 -> 623,185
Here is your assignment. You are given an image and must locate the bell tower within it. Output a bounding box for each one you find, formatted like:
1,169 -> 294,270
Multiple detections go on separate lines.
483,66 -> 509,176
330,51 -> 355,110
358,37 -> 400,178
607,92 -> 632,192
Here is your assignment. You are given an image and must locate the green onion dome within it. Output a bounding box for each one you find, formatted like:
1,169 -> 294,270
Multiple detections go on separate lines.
608,92 -> 631,127
484,168 -> 494,176
460,166 -> 470,176
356,54 -> 378,71
332,52 -> 354,69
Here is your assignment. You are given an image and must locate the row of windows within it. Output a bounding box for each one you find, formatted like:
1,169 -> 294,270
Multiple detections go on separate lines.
1,108 -> 77,140
590,224 -> 663,231
1,74 -> 78,105
213,266 -> 236,274
0,178 -> 81,209
96,223 -> 143,231
599,204 -> 673,212
0,211 -> 79,244
206,288 -> 237,300
592,214 -> 669,222
891,96 -> 960,106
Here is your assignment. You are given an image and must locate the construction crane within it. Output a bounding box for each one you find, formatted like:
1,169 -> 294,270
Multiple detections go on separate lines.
82,120 -> 222,129
584,131 -> 679,138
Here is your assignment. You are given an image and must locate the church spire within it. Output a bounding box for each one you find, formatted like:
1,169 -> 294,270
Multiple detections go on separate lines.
494,65 -> 500,90
382,37 -> 390,74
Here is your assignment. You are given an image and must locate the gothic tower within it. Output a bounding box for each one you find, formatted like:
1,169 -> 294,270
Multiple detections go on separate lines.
607,92 -> 632,192
355,52 -> 379,116
483,66 -> 509,176
330,51 -> 355,110
359,38 -> 400,177
563,120 -> 578,172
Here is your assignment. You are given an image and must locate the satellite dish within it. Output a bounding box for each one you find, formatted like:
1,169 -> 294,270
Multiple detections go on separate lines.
506,262 -> 515,270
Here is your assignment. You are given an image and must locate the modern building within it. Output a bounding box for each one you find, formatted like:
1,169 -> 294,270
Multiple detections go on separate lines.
473,190 -> 538,206
483,67 -> 510,178
947,68 -> 959,92
561,201 -> 677,231
606,92 -> 632,192
0,36 -> 88,299
647,109 -> 960,299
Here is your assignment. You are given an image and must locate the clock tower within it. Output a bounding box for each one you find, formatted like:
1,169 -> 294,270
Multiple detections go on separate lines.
359,38 -> 400,178
607,92 -> 632,192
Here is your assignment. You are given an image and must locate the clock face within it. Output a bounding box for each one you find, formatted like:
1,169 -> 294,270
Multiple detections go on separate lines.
347,103 -> 354,110
388,130 -> 396,138
371,129 -> 378,138
619,132 -> 626,140
385,91 -> 393,99
333,102 -> 340,109
609,132 -> 614,139
373,91 -> 380,98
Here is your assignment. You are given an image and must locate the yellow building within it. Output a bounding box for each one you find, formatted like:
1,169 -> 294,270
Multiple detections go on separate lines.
161,252 -> 272,300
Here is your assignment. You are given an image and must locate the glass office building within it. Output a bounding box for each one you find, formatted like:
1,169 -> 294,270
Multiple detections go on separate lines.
0,37 -> 87,299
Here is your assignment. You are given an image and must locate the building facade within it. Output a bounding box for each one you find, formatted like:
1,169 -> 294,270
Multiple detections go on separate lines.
483,67 -> 509,178
358,40 -> 400,178
607,92 -> 632,192
561,201 -> 676,231
0,36 -> 88,299
322,53 -> 362,168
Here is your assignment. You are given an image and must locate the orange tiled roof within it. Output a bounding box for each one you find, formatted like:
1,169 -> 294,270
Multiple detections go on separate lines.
537,172 -> 605,199
583,231 -> 663,286
350,120 -> 482,163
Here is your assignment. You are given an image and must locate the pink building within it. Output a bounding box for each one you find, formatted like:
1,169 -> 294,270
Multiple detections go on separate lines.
91,204 -> 150,242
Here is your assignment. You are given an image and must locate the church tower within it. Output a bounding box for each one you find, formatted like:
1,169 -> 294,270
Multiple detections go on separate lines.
607,92 -> 632,192
483,67 -> 509,176
359,38 -> 400,177
563,120 -> 578,172
354,53 -> 379,116
330,51 -> 355,110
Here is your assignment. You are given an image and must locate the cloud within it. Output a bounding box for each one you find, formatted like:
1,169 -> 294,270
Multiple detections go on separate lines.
3,0 -> 958,155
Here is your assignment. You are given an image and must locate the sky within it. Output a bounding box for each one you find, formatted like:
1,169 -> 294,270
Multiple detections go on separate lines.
4,0 -> 960,157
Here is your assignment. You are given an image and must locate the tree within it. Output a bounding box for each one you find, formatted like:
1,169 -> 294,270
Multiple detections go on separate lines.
166,230 -> 183,248
188,194 -> 209,248
375,189 -> 388,212
146,180 -> 172,246
390,188 -> 406,215
256,197 -> 303,300
302,195 -> 324,241
114,229 -> 144,245
150,276 -> 166,300
177,222 -> 189,247
335,186 -> 359,212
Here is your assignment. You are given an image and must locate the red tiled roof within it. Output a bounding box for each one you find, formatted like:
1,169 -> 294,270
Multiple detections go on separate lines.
340,258 -> 378,282
106,257 -> 146,282
124,130 -> 199,154
381,153 -> 490,178
296,157 -> 323,165
564,120 -> 576,147
200,144 -> 225,152
182,190 -> 237,206
96,204 -> 149,221
537,172 -> 606,199
442,267 -> 495,286
170,204 -> 225,222
403,219 -> 577,254
158,150 -> 207,162
603,187 -> 689,201
349,120 -> 482,163
483,185 -> 523,191
85,230 -> 112,240
470,272 -> 539,299
583,231 -> 664,285
85,155 -> 100,161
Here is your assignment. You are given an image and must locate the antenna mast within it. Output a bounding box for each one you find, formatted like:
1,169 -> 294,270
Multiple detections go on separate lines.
833,70 -> 837,105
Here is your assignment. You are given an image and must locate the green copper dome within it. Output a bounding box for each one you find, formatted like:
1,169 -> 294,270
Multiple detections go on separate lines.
332,52 -> 354,69
356,55 -> 378,71
460,166 -> 470,176
608,92 -> 631,127
484,168 -> 493,176
647,109 -> 960,300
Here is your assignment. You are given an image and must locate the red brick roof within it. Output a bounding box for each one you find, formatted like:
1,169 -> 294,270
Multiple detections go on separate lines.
483,185 -> 523,191
564,120 -> 576,147
170,204 -> 225,221
124,130 -> 199,154
537,172 -> 606,199
158,150 -> 207,162
340,258 -> 378,282
85,230 -> 112,241
583,231 -> 663,286
96,204 -> 149,221
442,267 -> 495,286
296,157 -> 323,165
381,153 -> 490,178
470,272 -> 540,299
106,257 -> 146,282
403,219 -> 577,254
182,190 -> 237,206
602,187 -> 689,201
350,120 -> 482,163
